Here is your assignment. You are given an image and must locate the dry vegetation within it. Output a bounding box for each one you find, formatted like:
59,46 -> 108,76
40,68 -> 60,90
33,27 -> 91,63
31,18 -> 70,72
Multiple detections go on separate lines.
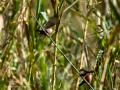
0,0 -> 120,90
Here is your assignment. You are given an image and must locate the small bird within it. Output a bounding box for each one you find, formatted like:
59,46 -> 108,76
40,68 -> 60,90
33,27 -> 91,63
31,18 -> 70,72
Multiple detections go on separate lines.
79,68 -> 94,86
79,73 -> 92,86
36,17 -> 58,40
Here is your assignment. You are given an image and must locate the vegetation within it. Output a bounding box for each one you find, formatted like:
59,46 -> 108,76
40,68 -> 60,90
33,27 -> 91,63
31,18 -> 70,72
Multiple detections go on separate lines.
0,0 -> 120,90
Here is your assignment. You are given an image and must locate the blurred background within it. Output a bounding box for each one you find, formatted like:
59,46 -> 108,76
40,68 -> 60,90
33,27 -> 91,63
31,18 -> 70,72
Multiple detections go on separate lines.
0,0 -> 120,90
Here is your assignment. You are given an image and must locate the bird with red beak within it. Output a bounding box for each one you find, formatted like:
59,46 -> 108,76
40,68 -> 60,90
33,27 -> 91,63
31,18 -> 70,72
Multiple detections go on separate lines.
36,17 -> 58,40
79,68 -> 94,86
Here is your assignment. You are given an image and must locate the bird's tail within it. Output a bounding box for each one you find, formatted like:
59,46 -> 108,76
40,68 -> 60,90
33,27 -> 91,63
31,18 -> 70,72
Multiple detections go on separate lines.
78,81 -> 85,86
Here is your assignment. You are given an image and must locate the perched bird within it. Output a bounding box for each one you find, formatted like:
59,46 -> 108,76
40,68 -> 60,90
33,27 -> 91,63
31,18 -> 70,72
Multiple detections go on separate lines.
36,17 -> 58,40
79,73 -> 92,86
79,68 -> 94,86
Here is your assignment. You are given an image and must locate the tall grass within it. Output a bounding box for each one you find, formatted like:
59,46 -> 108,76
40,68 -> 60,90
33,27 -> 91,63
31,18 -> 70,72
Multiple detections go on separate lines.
0,0 -> 120,90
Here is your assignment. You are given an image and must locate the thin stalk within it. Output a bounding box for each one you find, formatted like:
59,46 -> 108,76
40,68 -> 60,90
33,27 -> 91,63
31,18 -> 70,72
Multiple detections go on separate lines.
83,0 -> 92,70
52,33 -> 58,90
83,21 -> 89,69
99,47 -> 110,90
28,60 -> 32,84
64,0 -> 79,13
52,0 -> 59,89
52,18 -> 61,90
52,21 -> 60,90
98,14 -> 107,90
52,1 -> 65,89
76,52 -> 84,90
28,1 -> 34,84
